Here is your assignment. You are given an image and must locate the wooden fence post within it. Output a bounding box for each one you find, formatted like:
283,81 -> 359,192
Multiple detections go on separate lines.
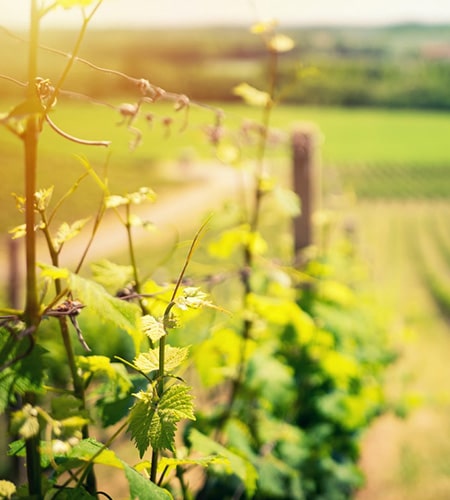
292,129 -> 315,256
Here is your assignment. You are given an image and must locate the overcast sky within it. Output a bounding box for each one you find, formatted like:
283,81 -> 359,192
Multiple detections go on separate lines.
2,0 -> 450,29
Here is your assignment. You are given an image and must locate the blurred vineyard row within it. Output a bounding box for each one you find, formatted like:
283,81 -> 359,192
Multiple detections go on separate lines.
335,163 -> 450,199
416,205 -> 450,318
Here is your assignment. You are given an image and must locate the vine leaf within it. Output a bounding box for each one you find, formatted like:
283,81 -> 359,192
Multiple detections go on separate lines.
61,438 -> 173,499
233,83 -> 271,107
53,217 -> 91,251
10,404 -> 39,439
176,287 -> 213,310
50,393 -> 88,422
105,187 -> 156,208
105,195 -> 129,208
157,454 -> 230,475
34,187 -> 54,211
208,225 -> 267,259
58,266 -> 139,333
140,315 -> 166,343
134,345 -> 190,373
268,34 -> 295,53
128,385 -> 195,457
39,264 -> 142,351
70,273 -> 141,337
188,429 -> 258,497
0,343 -> 47,412
8,224 -> 27,240
90,259 -> 134,292
0,480 -> 16,500
125,461 -> 173,500
76,355 -> 133,395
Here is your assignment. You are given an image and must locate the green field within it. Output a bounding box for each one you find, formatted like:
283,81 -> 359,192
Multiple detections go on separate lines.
1,101 -> 450,233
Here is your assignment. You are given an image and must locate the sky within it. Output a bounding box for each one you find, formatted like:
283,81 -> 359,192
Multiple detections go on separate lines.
1,0 -> 450,29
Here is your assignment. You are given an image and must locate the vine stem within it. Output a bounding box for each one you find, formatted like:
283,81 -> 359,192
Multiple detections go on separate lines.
222,45 -> 279,427
150,219 -> 210,484
23,0 -> 39,325
23,1 -> 42,496
45,0 -> 104,110
21,2 -> 104,494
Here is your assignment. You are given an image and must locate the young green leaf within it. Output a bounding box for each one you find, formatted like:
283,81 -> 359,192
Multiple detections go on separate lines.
105,194 -> 129,208
11,192 -> 26,213
127,213 -> 155,230
0,480 -> 16,500
53,217 -> 90,251
176,287 -> 213,310
69,273 -> 141,338
128,392 -> 153,458
268,34 -> 295,53
8,224 -> 27,240
90,259 -> 134,291
39,263 -> 70,280
125,462 -> 173,500
34,187 -> 54,212
76,355 -> 133,395
39,265 -> 142,352
67,437 -> 124,468
233,83 -> 271,107
50,394 -> 86,421
134,345 -> 190,373
0,343 -> 47,412
159,384 -> 195,422
128,385 -> 195,457
105,187 -> 156,209
126,187 -> 156,205
208,225 -> 267,259
140,315 -> 166,343
10,404 -> 39,440
65,438 -> 173,499
158,454 -> 230,476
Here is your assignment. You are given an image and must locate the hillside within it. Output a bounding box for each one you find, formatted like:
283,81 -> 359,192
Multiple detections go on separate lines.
1,23 -> 450,108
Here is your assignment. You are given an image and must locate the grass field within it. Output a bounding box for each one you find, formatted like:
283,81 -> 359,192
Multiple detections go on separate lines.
1,99 -> 450,497
1,99 -> 450,232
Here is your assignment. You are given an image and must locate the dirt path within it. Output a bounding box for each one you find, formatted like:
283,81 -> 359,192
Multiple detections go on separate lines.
2,163 -> 249,299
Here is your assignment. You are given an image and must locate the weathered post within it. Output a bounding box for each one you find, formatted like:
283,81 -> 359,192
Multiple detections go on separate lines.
292,129 -> 315,257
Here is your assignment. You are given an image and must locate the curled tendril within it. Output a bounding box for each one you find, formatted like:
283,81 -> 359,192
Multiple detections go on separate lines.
35,77 -> 57,108
45,299 -> 91,352
45,115 -> 111,147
